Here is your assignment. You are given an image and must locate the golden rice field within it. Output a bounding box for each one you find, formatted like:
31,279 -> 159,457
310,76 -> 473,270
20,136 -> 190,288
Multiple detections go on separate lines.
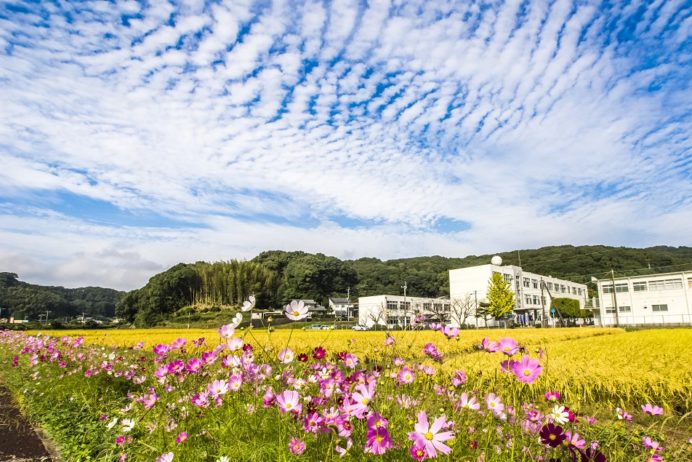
31,327 -> 692,413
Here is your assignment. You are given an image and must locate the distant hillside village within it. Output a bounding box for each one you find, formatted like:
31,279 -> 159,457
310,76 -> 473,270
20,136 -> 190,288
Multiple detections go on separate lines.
1,245 -> 691,328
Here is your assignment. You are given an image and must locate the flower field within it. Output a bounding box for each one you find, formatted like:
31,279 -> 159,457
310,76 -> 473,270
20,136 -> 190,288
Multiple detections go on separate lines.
1,314 -> 690,461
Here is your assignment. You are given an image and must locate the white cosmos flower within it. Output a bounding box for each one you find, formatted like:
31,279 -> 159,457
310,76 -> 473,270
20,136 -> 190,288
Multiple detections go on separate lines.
285,300 -> 308,321
121,418 -> 135,432
241,295 -> 256,312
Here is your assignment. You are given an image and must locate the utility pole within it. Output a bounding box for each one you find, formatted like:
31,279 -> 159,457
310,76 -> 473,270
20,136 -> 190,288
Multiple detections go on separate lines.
346,287 -> 351,321
610,269 -> 620,327
401,281 -> 407,328
540,278 -> 547,328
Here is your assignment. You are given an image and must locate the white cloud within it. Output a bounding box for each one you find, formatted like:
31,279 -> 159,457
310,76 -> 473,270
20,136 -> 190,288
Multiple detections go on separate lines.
0,0 -> 689,288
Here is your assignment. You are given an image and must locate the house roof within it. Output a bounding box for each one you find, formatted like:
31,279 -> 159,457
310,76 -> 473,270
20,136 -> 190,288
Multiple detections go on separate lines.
329,297 -> 350,304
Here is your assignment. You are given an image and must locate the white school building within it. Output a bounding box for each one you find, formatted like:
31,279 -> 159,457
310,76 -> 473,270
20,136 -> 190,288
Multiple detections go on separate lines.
594,271 -> 692,326
358,295 -> 450,329
449,257 -> 588,327
358,257 -> 588,328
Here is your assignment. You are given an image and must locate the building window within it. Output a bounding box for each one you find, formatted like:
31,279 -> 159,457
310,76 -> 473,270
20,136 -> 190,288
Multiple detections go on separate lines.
386,301 -> 398,310
664,279 -> 683,289
618,306 -> 631,312
525,295 -> 532,305
561,285 -> 566,293
577,288 -> 582,296
541,296 -> 546,305
523,278 -> 530,288
648,280 -> 665,291
602,285 -> 613,293
443,304 -> 450,312
546,282 -> 553,290
532,295 -> 540,305
503,274 -> 513,283
532,279 -> 538,288
605,307 -> 616,314
633,282 -> 647,292
423,303 -> 431,311
400,301 -> 411,311
615,283 -> 628,293
433,303 -> 443,311
652,304 -> 668,312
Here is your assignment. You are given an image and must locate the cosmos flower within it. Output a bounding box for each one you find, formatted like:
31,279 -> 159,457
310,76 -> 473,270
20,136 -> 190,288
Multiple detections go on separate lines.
498,338 -> 519,356
482,337 -> 499,352
207,380 -> 229,399
217,324 -> 235,339
511,355 -> 542,383
545,391 -> 561,402
289,437 -> 306,455
458,392 -> 480,411
241,295 -> 256,312
155,452 -> 174,462
175,432 -> 188,444
276,390 -> 302,414
285,300 -> 309,321
397,367 -> 416,384
539,423 -> 566,447
365,427 -> 392,455
641,403 -> 663,416
549,405 -> 570,425
407,411 -> 455,457
451,370 -> 467,386
312,346 -> 326,360
278,348 -> 294,364
485,393 -> 504,415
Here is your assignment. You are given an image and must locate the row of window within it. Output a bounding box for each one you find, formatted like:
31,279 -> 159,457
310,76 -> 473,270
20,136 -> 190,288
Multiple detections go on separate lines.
385,301 -> 451,312
524,295 -> 547,306
603,278 -> 687,293
515,276 -> 583,295
604,304 -> 668,313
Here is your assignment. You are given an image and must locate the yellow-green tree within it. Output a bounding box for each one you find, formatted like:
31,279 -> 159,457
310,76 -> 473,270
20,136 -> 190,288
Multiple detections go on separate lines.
486,272 -> 516,320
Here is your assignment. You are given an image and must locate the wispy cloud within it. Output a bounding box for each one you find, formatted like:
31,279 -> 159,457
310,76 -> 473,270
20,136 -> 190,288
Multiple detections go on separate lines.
0,0 -> 690,289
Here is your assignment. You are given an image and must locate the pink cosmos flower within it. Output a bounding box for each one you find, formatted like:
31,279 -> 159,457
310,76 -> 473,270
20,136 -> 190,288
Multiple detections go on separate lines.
451,370 -> 467,386
175,432 -> 187,444
616,407 -> 633,422
348,381 -> 375,418
457,392 -> 480,411
365,427 -> 392,455
289,437 -> 306,455
191,391 -> 209,408
367,412 -> 389,431
228,373 -> 242,392
498,338 -> 519,356
186,358 -> 202,374
278,348 -> 294,364
343,353 -> 359,369
227,337 -> 244,351
641,403 -> 663,416
407,411 -> 455,458
207,380 -> 229,399
545,391 -> 561,402
565,431 -> 586,450
423,343 -> 443,362
155,453 -> 174,462
441,326 -> 460,339
285,300 -> 309,321
218,324 -> 235,339
384,335 -> 395,346
511,355 -> 542,383
397,367 -> 416,384
481,337 -> 498,352
485,393 -> 504,415
276,390 -> 302,414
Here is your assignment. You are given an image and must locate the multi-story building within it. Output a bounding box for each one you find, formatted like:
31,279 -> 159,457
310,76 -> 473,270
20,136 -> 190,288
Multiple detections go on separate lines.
328,297 -> 357,320
594,271 -> 692,326
449,257 -> 588,327
358,295 -> 450,328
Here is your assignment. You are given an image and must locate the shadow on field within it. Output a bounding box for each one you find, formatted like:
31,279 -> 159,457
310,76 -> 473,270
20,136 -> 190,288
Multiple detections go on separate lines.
0,385 -> 53,462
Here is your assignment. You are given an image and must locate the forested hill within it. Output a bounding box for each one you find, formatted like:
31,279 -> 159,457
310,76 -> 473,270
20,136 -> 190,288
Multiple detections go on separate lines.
0,272 -> 123,321
111,245 -> 692,326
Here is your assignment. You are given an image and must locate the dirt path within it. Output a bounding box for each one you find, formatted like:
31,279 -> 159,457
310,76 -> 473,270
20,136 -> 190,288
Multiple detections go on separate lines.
0,385 -> 53,462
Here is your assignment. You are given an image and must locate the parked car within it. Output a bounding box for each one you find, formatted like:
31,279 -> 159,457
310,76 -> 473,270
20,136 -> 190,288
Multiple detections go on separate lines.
352,325 -> 368,331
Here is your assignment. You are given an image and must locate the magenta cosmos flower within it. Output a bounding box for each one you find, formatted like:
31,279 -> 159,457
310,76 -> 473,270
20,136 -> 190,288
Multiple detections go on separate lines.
511,355 -> 542,383
481,337 -> 499,352
276,390 -> 302,414
407,411 -> 455,458
545,391 -> 561,402
498,337 -> 519,356
365,427 -> 392,455
285,300 -> 309,321
288,437 -> 306,455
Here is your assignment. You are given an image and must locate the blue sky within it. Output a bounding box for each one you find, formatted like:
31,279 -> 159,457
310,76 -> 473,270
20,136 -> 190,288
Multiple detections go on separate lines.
0,0 -> 690,290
